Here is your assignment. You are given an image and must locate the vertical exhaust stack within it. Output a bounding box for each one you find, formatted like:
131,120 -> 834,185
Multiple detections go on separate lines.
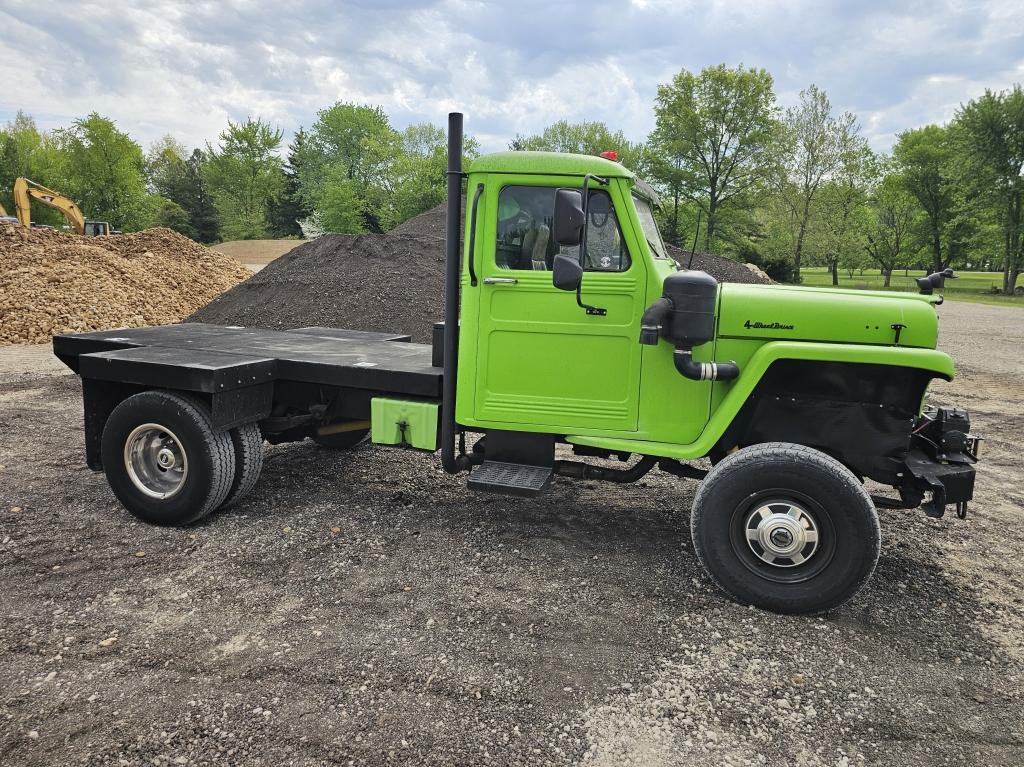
441,112 -> 465,473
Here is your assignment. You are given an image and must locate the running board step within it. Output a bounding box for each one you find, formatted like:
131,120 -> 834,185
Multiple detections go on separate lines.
467,461 -> 552,497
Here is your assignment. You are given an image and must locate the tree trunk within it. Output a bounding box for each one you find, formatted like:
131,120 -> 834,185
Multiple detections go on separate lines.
670,187 -> 681,246
1004,193 -> 1021,295
829,259 -> 839,286
705,200 -> 716,253
883,268 -> 892,288
931,227 -> 943,274
793,197 -> 812,281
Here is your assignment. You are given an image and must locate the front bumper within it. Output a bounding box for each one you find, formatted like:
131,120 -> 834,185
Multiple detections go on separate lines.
900,406 -> 979,519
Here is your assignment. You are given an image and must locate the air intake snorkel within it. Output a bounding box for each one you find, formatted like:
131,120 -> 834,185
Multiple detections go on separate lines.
639,270 -> 739,382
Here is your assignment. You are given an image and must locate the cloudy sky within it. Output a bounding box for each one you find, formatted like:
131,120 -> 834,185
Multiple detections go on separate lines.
1,0 -> 1021,155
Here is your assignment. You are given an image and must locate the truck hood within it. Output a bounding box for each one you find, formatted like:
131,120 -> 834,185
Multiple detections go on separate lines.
717,283 -> 941,349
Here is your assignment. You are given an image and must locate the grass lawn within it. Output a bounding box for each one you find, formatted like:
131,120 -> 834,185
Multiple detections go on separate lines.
798,267 -> 1023,308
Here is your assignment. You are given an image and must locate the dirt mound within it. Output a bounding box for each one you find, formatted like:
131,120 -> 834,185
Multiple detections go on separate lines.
389,199 -> 459,239
0,224 -> 251,345
665,243 -> 771,285
188,233 -> 445,342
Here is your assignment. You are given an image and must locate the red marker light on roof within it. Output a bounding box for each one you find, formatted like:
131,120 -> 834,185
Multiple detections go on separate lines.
599,150 -> 619,161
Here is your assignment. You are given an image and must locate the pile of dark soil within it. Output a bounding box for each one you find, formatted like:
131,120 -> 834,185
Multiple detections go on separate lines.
188,233 -> 445,342
665,243 -> 770,285
190,204 -> 768,341
390,199 -> 457,239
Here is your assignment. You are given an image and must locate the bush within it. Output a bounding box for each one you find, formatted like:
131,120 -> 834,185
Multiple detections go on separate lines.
734,243 -> 795,283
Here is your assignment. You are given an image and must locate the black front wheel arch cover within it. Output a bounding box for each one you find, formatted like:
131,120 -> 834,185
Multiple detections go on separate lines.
100,390 -> 235,526
690,442 -> 881,615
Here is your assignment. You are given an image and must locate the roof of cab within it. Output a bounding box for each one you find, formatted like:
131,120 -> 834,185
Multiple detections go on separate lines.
468,151 -> 634,179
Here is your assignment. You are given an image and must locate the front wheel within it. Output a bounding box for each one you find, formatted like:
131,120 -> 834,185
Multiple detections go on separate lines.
690,442 -> 880,615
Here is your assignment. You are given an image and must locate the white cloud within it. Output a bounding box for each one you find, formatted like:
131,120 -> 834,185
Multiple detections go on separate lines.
0,0 -> 1020,155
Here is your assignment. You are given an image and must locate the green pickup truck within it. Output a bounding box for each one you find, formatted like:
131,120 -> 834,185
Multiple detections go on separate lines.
53,113 -> 978,615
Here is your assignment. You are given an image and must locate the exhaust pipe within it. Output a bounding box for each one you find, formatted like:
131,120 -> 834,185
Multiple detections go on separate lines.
441,113 -> 469,473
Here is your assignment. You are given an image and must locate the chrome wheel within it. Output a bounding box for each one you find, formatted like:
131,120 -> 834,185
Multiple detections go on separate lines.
123,423 -> 188,499
744,499 -> 820,567
729,489 -> 835,584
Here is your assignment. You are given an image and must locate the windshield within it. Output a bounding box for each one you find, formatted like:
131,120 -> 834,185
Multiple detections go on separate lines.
633,196 -> 667,259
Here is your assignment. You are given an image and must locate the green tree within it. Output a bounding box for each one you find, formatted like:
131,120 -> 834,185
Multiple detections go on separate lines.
863,170 -> 918,286
317,167 -> 366,233
892,124 -> 965,273
146,137 -> 221,242
298,103 -> 397,233
54,113 -> 148,230
267,127 -> 311,238
778,85 -> 865,279
510,120 -> 644,169
815,144 -> 874,285
205,118 -> 283,240
0,111 -> 65,226
954,85 -> 1024,294
146,135 -> 189,194
381,122 -> 480,231
649,63 -> 781,251
151,197 -> 196,237
182,149 -> 221,243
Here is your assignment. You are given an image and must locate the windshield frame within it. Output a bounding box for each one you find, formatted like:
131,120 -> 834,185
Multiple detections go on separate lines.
632,194 -> 668,260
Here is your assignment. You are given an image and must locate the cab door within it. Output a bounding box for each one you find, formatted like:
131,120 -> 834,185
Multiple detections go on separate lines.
472,177 -> 645,433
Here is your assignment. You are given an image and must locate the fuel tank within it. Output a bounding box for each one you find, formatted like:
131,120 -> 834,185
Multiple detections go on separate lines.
717,283 -> 941,349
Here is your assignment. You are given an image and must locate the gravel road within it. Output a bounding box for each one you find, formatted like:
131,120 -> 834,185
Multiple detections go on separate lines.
1,301 -> 1022,766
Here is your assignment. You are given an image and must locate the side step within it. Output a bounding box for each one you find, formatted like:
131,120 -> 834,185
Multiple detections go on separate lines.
467,461 -> 552,498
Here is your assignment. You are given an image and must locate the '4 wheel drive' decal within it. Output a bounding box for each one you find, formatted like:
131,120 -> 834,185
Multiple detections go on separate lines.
744,320 -> 795,331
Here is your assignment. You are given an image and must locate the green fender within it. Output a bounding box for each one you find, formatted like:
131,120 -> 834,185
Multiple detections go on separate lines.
567,341 -> 955,461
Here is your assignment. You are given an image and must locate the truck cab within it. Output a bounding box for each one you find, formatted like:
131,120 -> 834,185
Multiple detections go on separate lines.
452,150 -> 966,491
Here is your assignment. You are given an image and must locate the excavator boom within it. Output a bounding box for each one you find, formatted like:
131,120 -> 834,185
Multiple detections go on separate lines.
13,177 -> 88,234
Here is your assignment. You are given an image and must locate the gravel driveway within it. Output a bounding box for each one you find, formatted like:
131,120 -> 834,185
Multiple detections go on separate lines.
1,301 -> 1022,766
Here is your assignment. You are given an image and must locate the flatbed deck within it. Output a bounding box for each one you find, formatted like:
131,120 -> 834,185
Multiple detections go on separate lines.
54,323 -> 441,397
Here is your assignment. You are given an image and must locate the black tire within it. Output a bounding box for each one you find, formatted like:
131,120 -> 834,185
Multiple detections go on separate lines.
312,428 -> 369,450
221,423 -> 264,510
101,391 -> 235,526
690,442 -> 880,615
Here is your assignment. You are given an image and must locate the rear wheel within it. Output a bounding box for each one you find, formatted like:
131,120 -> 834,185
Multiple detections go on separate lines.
101,391 -> 234,526
221,423 -> 264,509
690,442 -> 880,615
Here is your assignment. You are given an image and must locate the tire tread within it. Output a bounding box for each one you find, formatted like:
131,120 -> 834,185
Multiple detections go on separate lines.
691,442 -> 880,615
221,423 -> 264,509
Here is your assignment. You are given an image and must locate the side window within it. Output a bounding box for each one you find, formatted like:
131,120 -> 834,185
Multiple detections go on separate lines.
495,186 -> 631,272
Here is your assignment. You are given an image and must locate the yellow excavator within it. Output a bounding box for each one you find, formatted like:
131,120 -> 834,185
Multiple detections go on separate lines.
5,177 -> 111,236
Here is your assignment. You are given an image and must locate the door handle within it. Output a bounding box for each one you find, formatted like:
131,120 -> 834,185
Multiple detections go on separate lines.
483,277 -> 518,285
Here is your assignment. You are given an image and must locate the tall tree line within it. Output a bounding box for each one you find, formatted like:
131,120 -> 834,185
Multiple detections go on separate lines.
1,77 -> 1020,292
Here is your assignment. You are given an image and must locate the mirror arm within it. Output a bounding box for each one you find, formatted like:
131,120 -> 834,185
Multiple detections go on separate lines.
576,174 -> 609,317
467,183 -> 484,287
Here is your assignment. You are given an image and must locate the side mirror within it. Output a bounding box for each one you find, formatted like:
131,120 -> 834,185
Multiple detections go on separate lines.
552,254 -> 583,291
553,188 -> 585,246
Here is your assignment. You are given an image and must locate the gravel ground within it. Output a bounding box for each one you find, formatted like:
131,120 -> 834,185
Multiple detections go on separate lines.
1,302 -> 1022,766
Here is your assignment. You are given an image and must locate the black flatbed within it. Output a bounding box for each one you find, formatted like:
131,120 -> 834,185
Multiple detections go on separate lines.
54,323 -> 442,398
